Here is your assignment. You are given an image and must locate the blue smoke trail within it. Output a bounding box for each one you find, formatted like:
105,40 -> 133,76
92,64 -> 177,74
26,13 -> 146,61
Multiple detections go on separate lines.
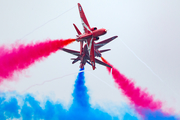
68,68 -> 120,119
71,68 -> 90,109
67,68 -> 119,120
0,68 -> 139,119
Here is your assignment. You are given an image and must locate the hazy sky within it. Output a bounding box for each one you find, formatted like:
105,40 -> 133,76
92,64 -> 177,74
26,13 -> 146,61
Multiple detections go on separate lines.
0,0 -> 180,114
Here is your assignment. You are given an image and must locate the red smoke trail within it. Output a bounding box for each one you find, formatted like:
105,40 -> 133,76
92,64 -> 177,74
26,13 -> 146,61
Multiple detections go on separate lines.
101,57 -> 162,111
0,39 -> 75,83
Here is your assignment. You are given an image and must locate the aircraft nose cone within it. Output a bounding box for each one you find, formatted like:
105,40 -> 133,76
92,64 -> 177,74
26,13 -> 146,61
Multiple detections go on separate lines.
104,29 -> 107,34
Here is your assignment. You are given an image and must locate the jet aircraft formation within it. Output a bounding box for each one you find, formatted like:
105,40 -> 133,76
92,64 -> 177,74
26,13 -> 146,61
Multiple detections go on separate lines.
61,3 -> 118,70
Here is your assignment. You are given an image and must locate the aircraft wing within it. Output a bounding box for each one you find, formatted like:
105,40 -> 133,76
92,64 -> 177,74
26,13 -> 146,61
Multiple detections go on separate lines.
95,36 -> 118,49
60,48 -> 80,56
95,58 -> 112,68
78,3 -> 91,33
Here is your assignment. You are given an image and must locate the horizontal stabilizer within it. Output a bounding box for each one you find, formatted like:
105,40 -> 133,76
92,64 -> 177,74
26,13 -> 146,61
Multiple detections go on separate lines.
99,49 -> 111,53
95,36 -> 118,49
95,58 -> 112,68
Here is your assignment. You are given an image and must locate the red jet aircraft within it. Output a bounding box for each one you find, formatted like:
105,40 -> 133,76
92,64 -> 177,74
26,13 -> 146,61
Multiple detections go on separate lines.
73,3 -> 109,70
61,3 -> 118,69
61,36 -> 118,69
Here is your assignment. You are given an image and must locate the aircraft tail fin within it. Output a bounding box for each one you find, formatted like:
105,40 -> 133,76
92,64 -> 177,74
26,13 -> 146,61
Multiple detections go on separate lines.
73,23 -> 83,54
73,23 -> 81,35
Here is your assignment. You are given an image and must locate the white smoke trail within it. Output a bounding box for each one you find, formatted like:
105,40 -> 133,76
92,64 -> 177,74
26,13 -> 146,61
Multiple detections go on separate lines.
120,39 -> 178,96
120,39 -> 163,82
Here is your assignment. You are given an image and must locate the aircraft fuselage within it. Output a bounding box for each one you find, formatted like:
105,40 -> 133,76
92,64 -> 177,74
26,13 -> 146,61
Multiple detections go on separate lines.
76,28 -> 107,41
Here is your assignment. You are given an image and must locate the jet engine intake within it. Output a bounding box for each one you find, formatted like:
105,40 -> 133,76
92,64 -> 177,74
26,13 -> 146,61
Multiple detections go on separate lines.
93,36 -> 99,41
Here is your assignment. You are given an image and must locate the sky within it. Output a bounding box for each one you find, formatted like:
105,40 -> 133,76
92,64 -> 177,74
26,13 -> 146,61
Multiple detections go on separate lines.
0,0 -> 180,118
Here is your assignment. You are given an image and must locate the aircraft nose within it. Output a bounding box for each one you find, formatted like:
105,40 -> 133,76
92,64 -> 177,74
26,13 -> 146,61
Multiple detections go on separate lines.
104,29 -> 107,33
